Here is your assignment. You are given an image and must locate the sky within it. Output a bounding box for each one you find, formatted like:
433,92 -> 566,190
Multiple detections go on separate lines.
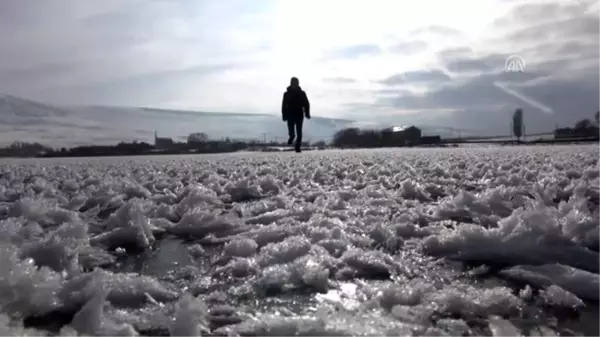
0,0 -> 598,134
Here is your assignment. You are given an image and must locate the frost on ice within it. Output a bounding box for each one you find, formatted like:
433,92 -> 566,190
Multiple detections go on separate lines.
0,145 -> 598,336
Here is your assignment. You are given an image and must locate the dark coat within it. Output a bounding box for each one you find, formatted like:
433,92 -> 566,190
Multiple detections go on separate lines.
282,86 -> 310,121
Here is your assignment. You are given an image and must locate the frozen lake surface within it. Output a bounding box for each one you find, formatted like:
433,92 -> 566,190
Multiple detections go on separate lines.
0,145 -> 598,336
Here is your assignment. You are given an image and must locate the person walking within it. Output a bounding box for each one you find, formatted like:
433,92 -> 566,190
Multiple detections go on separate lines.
281,77 -> 310,153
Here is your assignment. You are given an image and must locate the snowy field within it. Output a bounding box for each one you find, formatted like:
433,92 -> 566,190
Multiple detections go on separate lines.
0,145 -> 598,336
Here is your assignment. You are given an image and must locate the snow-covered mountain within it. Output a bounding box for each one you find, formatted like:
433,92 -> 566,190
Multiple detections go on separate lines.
0,94 -> 355,147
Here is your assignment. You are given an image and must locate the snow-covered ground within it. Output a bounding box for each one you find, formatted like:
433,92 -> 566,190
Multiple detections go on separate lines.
0,145 -> 598,336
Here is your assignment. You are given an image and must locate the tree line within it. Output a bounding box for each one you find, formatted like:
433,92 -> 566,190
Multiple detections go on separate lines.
0,135 -> 329,158
554,111 -> 600,139
330,127 -> 441,148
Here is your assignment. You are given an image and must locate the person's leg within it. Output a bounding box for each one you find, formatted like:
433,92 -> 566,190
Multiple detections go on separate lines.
287,120 -> 295,145
295,118 -> 304,152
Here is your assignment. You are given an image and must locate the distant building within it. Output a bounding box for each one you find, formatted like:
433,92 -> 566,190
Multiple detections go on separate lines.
420,135 -> 441,145
383,125 -> 422,146
154,131 -> 174,149
554,126 -> 599,139
554,128 -> 576,139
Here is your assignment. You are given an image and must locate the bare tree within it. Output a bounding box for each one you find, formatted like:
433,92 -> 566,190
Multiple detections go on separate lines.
512,108 -> 524,141
575,119 -> 593,130
187,132 -> 209,144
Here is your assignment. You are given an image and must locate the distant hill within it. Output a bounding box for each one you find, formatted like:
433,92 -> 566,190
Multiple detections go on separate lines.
0,94 -> 356,147
0,94 -> 71,121
138,107 -> 355,124
0,93 -> 477,148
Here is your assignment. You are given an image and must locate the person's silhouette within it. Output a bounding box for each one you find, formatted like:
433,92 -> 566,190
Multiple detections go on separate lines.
281,77 -> 310,153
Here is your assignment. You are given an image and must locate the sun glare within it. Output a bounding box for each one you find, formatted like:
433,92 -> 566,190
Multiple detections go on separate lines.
264,0 -> 512,82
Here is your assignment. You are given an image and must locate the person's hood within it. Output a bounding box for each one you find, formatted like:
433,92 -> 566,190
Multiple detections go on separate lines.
287,85 -> 302,92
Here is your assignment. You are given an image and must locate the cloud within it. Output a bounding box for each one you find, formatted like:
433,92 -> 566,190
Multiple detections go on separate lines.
0,0 -> 597,138
444,57 -> 499,73
370,0 -> 599,133
324,44 -> 383,59
0,0 -> 272,106
390,40 -> 428,54
410,25 -> 463,37
323,77 -> 357,83
379,70 -> 452,85
40,63 -> 255,106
